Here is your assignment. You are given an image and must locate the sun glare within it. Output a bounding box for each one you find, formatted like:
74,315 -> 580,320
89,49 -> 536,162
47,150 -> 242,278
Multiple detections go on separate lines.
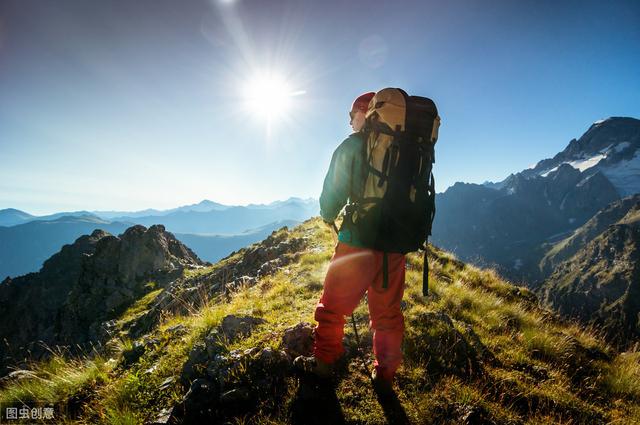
243,73 -> 299,121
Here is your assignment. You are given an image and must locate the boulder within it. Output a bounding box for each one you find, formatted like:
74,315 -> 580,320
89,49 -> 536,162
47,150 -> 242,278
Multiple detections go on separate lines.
281,322 -> 314,359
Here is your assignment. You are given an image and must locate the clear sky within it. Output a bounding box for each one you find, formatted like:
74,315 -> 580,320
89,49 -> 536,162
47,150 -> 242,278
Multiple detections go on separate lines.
1,0 -> 639,215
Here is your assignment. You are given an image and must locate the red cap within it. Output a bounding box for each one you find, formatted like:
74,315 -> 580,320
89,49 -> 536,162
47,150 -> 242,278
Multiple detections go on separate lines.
351,92 -> 375,113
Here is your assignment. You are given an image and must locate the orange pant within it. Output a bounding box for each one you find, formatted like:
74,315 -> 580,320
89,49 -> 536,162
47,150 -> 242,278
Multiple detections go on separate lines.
313,242 -> 406,381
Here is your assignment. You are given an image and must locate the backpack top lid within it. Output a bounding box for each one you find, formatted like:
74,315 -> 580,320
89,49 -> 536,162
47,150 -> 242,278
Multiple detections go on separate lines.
365,88 -> 407,133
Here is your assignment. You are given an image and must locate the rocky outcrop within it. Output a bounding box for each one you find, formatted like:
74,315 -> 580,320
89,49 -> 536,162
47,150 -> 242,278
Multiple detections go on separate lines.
125,228 -> 308,337
173,315 -> 295,424
0,224 -> 203,375
281,322 -> 314,360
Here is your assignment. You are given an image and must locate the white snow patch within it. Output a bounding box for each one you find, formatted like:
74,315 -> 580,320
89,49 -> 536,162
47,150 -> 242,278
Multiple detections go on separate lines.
539,153 -> 607,178
578,172 -> 604,187
599,150 -> 640,196
540,166 -> 559,178
593,119 -> 606,125
568,153 -> 607,172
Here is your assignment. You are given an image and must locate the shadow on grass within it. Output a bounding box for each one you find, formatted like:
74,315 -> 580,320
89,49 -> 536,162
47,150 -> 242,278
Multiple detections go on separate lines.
290,375 -> 345,425
374,389 -> 411,425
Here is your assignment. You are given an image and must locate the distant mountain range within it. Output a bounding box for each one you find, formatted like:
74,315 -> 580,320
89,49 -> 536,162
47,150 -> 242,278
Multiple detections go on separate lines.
0,198 -> 319,279
106,198 -> 318,235
0,197 -> 318,228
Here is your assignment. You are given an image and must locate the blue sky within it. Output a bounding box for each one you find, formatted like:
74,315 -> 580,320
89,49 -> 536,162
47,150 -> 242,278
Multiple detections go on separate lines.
1,0 -> 639,215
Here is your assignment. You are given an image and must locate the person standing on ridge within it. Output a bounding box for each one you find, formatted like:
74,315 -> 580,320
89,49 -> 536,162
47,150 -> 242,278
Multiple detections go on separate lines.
294,91 -> 405,395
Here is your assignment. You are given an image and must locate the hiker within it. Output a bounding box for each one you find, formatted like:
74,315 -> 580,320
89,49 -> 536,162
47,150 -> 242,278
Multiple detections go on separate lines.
295,89 -> 439,396
295,91 -> 403,394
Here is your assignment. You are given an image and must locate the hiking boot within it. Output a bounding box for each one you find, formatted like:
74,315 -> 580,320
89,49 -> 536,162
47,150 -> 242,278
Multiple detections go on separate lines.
293,355 -> 334,380
371,368 -> 394,397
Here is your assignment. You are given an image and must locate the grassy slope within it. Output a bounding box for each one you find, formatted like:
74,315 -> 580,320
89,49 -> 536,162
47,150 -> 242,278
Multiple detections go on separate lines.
1,217 -> 639,424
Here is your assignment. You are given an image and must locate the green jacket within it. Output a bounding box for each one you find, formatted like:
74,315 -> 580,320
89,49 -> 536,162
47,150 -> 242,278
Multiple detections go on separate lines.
319,132 -> 370,248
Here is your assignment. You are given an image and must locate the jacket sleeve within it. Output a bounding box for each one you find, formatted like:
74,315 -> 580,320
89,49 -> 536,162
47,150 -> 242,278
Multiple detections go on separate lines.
320,137 -> 355,223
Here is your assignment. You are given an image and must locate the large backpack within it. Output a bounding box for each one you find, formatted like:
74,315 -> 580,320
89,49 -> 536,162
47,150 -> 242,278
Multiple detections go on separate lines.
345,87 -> 440,296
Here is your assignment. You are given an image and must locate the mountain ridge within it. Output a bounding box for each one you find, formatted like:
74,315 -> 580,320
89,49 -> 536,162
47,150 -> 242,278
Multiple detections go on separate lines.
0,197 -> 319,227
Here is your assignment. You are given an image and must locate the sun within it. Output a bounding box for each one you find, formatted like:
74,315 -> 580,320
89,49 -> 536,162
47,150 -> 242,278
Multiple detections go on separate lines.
242,72 -> 301,122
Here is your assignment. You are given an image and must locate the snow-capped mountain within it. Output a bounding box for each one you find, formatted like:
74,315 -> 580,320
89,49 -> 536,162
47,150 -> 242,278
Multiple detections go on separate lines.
499,117 -> 640,196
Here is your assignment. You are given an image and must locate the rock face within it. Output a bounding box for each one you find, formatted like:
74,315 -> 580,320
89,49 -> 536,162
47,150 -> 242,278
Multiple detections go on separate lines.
0,224 -> 203,374
541,202 -> 640,346
62,225 -> 202,341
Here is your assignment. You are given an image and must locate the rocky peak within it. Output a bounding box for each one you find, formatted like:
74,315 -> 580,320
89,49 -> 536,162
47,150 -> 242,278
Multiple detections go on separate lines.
39,229 -> 111,278
545,117 -> 640,168
579,117 -> 640,153
493,117 -> 640,197
0,224 -> 205,372
89,224 -> 203,283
